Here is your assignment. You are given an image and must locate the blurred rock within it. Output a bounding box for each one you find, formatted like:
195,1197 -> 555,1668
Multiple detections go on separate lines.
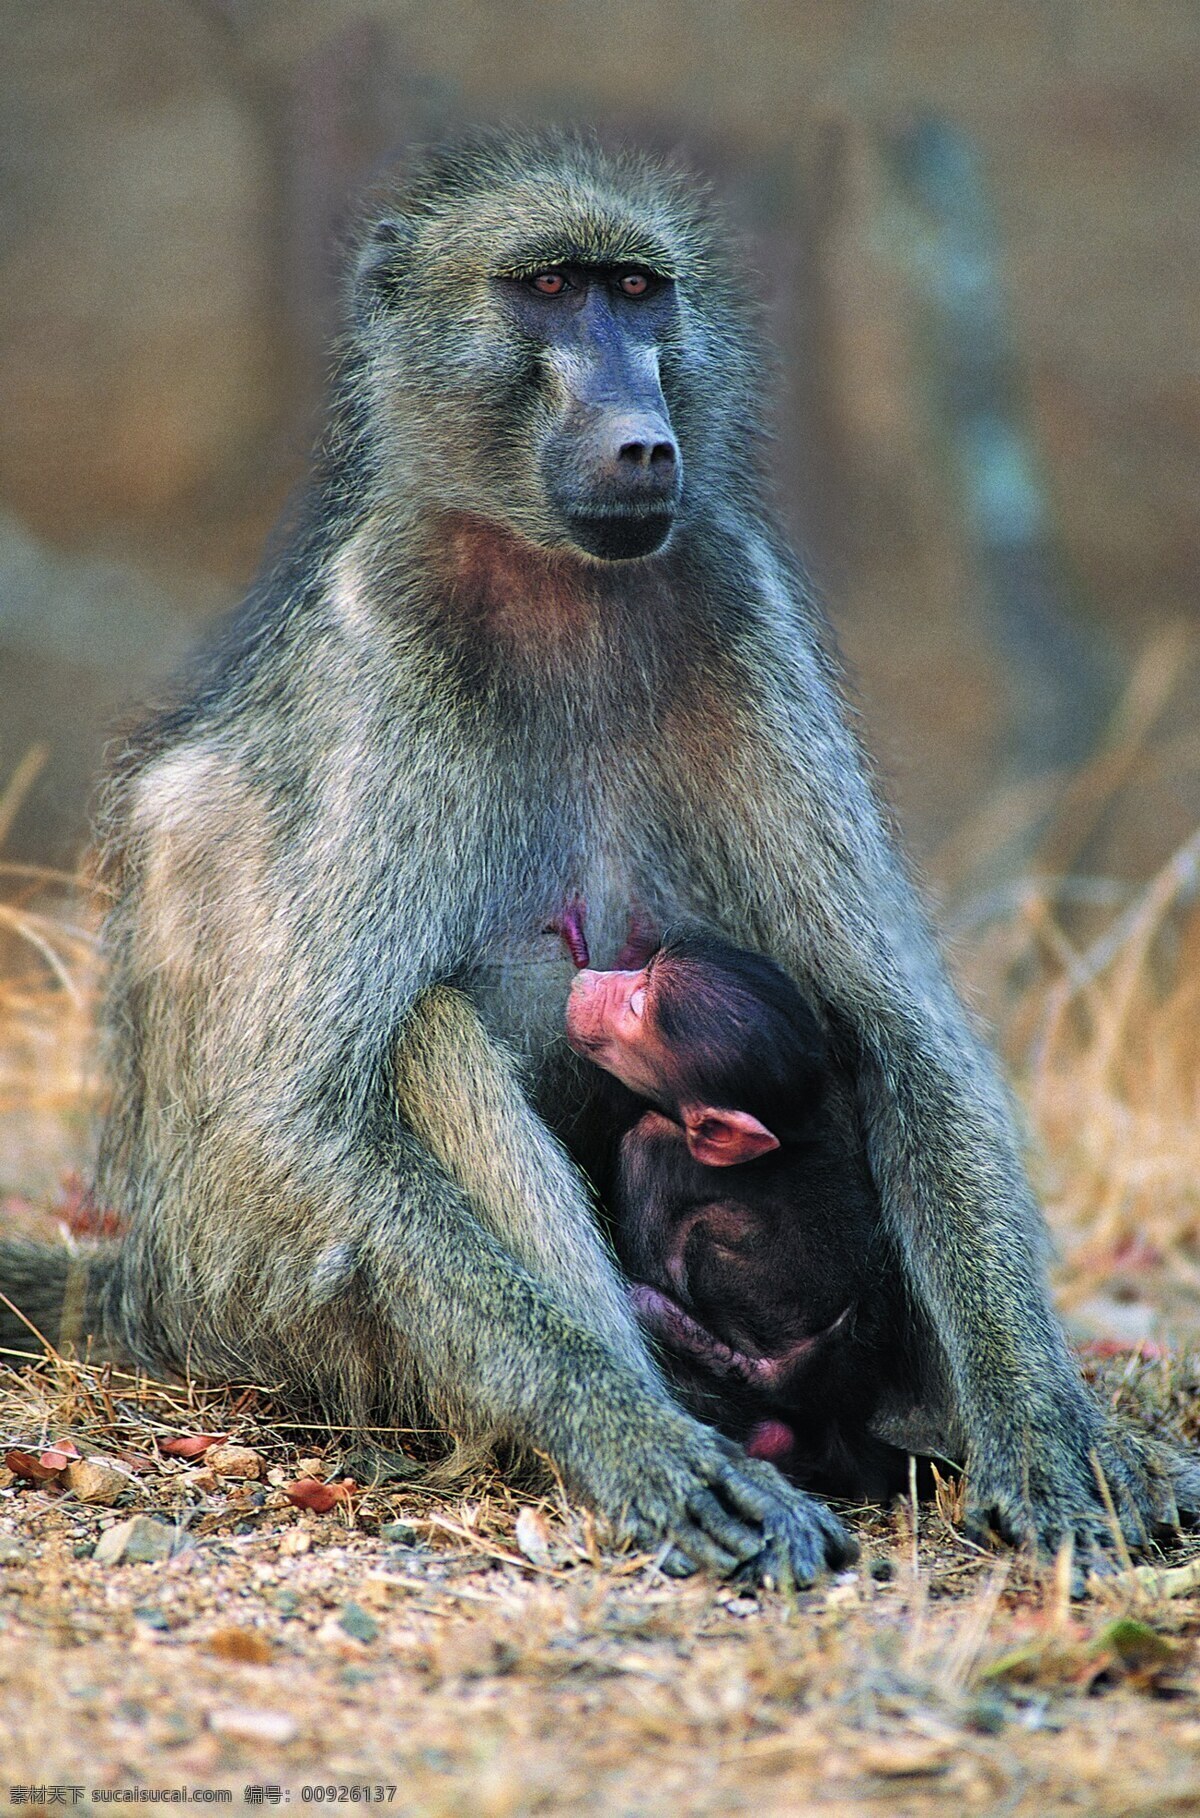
207,1444 -> 264,1480
1067,1296 -> 1160,1349
0,508 -> 231,862
208,1707 -> 298,1746
64,1456 -> 131,1506
0,0 -> 280,539
93,1514 -> 179,1565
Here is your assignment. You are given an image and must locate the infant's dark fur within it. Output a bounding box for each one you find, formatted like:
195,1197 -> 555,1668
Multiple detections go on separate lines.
602,930 -> 923,1499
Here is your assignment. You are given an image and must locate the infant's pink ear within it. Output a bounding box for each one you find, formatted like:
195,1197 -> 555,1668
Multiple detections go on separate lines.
681,1105 -> 780,1167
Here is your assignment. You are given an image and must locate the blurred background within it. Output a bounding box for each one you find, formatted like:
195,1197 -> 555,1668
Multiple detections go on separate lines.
0,0 -> 1197,1335
1,0 -> 1198,882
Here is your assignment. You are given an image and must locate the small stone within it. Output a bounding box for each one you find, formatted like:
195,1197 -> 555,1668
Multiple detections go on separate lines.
150,1711 -> 198,1748
358,1578 -> 400,1607
338,1601 -> 380,1644
343,1445 -> 421,1485
133,1604 -> 172,1632
207,1625 -> 274,1664
966,1691 -> 1008,1735
208,1707 -> 298,1746
379,1519 -> 418,1546
271,1589 -> 301,1618
859,1736 -> 953,1778
65,1457 -> 130,1506
206,1444 -> 263,1480
278,1527 -> 311,1557
514,1506 -> 555,1570
93,1515 -> 177,1565
0,1467 -> 16,1490
725,1596 -> 759,1618
0,1535 -> 24,1565
869,1557 -> 895,1582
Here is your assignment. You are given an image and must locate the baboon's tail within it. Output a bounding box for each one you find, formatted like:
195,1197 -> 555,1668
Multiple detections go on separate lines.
0,1242 -> 118,1360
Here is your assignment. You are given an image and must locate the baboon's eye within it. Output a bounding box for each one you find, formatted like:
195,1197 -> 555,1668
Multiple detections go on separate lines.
530,271 -> 569,296
617,271 -> 651,297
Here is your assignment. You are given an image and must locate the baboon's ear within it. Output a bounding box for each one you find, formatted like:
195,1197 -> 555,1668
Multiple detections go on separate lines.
353,218 -> 415,322
681,1105 -> 780,1167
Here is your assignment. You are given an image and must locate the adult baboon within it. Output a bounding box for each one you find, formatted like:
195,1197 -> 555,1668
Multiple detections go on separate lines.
2,130 -> 1193,1581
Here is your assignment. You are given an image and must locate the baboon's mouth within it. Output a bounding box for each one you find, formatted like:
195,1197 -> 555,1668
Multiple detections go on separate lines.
564,510 -> 675,562
629,1283 -> 851,1389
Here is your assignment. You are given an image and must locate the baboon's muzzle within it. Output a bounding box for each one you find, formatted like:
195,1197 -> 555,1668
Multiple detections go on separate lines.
541,313 -> 683,560
545,403 -> 682,561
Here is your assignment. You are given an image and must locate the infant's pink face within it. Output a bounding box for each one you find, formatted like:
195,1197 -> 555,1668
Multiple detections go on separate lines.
565,964 -> 671,1103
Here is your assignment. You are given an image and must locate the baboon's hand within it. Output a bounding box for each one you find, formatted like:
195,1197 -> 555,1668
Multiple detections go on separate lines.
588,1405 -> 856,1587
963,1409 -> 1196,1586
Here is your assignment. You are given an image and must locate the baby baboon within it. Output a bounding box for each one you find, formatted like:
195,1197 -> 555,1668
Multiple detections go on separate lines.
2,130 -> 1194,1581
565,924 -> 917,1501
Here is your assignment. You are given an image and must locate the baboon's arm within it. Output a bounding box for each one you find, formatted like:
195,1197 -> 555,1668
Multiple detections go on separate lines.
392,983 -> 648,1376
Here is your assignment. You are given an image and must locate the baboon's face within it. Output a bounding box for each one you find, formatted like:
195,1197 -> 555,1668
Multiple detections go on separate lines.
355,142 -> 756,563
492,265 -> 682,560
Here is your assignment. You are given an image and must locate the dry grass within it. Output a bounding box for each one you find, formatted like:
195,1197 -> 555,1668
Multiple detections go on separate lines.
2,715 -> 1200,1814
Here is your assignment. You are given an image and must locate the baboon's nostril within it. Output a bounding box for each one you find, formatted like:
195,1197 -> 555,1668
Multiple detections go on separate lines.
617,438 -> 678,470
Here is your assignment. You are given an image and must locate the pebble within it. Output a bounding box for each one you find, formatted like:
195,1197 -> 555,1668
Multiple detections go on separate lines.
514,1506 -> 555,1570
0,1535 -> 23,1565
858,1735 -> 953,1778
379,1518 -> 418,1546
208,1707 -> 298,1747
93,1515 -> 178,1566
133,1604 -> 172,1632
206,1444 -> 263,1480
65,1456 -> 131,1506
338,1600 -> 380,1644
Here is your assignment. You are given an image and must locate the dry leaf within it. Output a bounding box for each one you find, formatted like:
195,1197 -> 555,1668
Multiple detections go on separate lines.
1077,1338 -> 1168,1361
6,1448 -> 63,1482
159,1433 -> 229,1459
54,1172 -> 126,1239
284,1476 -> 354,1513
1120,1559 -> 1200,1600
